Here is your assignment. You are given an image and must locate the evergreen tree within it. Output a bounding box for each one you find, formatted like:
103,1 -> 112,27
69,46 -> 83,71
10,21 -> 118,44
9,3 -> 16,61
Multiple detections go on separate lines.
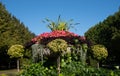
85,9 -> 120,64
0,2 -> 35,69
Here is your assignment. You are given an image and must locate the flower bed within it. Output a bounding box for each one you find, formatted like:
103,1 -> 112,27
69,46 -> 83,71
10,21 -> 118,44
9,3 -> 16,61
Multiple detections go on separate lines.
31,30 -> 86,45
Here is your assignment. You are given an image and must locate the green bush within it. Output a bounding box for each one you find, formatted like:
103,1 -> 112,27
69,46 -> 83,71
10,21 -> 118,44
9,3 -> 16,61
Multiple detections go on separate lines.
90,44 -> 108,61
19,61 -> 120,76
61,61 -> 120,76
47,39 -> 67,53
19,63 -> 57,76
7,45 -> 24,58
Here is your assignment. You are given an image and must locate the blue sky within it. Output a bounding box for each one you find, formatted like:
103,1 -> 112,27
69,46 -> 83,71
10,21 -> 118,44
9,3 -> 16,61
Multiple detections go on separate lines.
1,0 -> 120,36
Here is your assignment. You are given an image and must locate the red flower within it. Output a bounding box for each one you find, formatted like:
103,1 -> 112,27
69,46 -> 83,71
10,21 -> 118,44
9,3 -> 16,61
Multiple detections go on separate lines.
31,30 -> 86,45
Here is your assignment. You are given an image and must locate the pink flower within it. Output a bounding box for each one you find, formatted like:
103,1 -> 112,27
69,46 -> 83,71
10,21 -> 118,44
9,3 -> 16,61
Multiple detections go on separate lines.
31,30 -> 83,44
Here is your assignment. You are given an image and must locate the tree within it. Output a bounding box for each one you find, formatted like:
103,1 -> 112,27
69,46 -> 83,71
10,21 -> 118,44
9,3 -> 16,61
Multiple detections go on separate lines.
90,45 -> 108,69
7,44 -> 24,72
47,39 -> 68,75
85,9 -> 120,64
0,2 -> 35,69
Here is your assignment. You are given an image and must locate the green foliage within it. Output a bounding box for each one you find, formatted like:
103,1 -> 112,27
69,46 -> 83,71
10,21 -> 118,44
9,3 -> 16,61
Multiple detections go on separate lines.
0,2 -> 35,47
19,61 -> 120,76
81,43 -> 88,52
47,39 -> 68,53
7,45 -> 24,58
61,61 -> 120,76
0,2 -> 35,68
61,56 -> 72,68
19,63 -> 57,76
80,43 -> 88,64
90,45 -> 108,61
20,58 -> 32,68
0,3 -> 35,47
47,39 -> 68,75
43,16 -> 78,31
85,10 -> 120,64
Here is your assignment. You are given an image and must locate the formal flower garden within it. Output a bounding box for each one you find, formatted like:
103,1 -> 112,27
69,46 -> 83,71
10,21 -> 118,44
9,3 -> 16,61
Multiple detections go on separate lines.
8,17 -> 120,76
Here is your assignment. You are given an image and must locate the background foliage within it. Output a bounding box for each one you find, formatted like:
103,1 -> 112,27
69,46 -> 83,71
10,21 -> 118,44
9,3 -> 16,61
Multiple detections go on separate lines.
85,9 -> 120,64
0,3 -> 35,69
19,61 -> 120,76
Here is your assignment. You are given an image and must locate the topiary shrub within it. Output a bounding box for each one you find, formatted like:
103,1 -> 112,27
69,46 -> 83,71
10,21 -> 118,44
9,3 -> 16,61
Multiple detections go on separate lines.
90,44 -> 108,68
90,45 -> 108,61
47,39 -> 68,53
7,45 -> 24,58
47,39 -> 68,75
7,44 -> 24,72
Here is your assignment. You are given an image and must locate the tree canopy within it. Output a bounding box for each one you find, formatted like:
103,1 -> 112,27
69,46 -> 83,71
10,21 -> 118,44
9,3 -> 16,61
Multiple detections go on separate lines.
0,2 -> 35,68
85,9 -> 120,64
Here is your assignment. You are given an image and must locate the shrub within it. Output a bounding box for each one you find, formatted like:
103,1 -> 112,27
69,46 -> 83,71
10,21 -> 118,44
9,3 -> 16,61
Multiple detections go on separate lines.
47,39 -> 67,53
61,61 -> 120,76
19,63 -> 57,76
90,44 -> 108,61
7,45 -> 24,58
19,61 -> 120,76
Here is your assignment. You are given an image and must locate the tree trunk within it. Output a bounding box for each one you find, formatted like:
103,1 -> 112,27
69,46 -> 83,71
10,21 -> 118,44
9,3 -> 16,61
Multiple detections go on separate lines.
17,59 -> 20,72
97,62 -> 99,69
8,62 -> 11,69
57,55 -> 60,76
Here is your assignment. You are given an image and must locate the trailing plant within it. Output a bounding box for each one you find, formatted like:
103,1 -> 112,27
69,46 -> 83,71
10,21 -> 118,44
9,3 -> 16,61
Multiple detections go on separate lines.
31,44 -> 44,63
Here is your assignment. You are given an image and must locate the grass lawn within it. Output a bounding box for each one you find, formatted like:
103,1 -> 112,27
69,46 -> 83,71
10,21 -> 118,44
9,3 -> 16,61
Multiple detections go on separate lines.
0,69 -> 18,76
